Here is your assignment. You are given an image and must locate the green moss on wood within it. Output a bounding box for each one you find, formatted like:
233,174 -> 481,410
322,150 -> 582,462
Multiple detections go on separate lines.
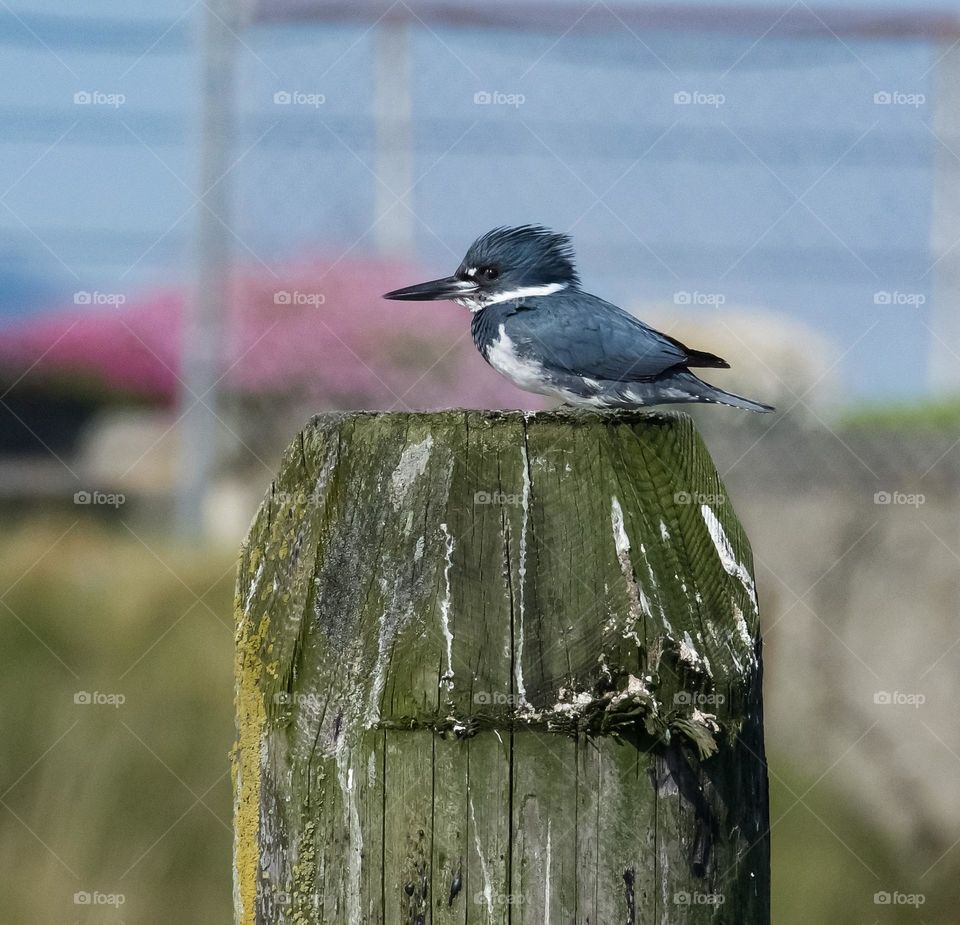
234,410 -> 770,924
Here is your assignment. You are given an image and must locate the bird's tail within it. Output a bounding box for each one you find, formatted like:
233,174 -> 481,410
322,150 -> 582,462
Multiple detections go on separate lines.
676,371 -> 775,413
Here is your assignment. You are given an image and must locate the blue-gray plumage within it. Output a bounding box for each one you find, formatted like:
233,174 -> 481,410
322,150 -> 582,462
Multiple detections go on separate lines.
383,225 -> 774,413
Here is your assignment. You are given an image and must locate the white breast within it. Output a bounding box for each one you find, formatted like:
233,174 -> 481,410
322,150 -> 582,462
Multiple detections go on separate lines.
486,325 -> 556,396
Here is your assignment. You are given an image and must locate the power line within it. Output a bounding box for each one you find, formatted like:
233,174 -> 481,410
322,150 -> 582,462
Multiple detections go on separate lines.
0,109 -> 939,168
0,12 -> 190,51
250,0 -> 960,40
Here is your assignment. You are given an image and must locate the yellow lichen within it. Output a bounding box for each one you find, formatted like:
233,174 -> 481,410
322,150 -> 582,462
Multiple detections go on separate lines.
233,586 -> 270,925
291,819 -> 318,924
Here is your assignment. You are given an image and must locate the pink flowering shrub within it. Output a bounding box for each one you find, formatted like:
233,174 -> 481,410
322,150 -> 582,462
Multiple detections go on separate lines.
0,256 -> 544,412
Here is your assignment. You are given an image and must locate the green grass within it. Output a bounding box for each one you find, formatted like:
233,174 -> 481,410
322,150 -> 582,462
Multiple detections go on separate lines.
0,517 -> 236,924
0,515 -> 955,922
769,756 -> 958,925
840,396 -> 960,431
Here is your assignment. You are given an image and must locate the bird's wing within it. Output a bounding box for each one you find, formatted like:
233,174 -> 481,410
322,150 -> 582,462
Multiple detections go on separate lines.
505,294 -> 719,381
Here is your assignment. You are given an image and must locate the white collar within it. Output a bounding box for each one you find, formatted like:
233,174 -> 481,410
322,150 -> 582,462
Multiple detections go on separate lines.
457,282 -> 566,313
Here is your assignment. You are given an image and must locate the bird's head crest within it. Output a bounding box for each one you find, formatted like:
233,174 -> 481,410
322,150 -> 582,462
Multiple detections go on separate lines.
458,225 -> 580,290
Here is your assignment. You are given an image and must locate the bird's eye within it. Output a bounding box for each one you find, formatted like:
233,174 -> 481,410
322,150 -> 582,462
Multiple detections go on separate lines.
481,266 -> 499,281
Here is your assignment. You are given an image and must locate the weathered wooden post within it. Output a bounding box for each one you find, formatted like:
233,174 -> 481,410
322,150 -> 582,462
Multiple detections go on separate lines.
233,410 -> 769,924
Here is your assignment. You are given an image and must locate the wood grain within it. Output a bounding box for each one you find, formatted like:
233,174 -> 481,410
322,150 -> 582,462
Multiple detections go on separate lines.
233,410 -> 770,924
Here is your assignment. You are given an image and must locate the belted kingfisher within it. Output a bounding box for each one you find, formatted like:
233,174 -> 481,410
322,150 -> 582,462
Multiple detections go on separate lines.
383,225 -> 774,413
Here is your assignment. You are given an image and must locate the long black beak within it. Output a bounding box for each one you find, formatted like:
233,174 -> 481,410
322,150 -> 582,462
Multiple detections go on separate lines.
383,275 -> 479,301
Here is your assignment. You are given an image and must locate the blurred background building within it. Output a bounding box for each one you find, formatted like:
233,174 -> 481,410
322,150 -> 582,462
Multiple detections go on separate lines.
1,1 -> 958,922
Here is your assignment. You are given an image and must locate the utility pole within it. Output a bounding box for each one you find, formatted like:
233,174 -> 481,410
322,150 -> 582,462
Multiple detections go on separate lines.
176,0 -> 238,536
372,18 -> 415,258
929,40 -> 960,393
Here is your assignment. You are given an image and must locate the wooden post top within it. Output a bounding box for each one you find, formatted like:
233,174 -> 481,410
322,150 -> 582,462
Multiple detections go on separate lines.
233,409 -> 768,924
237,408 -> 759,745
